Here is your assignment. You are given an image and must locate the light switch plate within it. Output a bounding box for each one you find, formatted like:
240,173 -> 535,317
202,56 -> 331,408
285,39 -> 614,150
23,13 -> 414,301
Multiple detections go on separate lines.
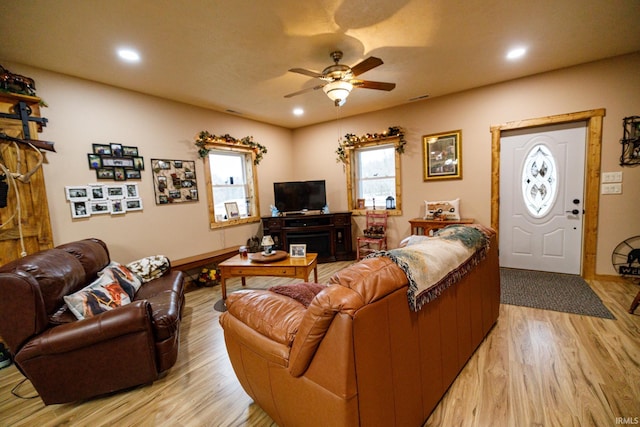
602,171 -> 623,183
601,183 -> 622,194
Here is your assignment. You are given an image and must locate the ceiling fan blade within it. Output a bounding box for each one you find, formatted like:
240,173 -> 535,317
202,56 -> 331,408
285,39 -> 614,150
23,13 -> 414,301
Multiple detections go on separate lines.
352,80 -> 396,91
350,57 -> 383,76
284,84 -> 326,98
288,68 -> 324,79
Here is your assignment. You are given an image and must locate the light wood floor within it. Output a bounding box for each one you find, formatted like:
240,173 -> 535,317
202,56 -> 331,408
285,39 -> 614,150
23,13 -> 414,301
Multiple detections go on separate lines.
1,263 -> 639,427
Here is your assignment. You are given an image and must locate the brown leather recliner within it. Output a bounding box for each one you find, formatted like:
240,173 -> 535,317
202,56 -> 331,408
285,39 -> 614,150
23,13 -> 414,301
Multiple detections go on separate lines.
220,233 -> 500,427
0,238 -> 185,405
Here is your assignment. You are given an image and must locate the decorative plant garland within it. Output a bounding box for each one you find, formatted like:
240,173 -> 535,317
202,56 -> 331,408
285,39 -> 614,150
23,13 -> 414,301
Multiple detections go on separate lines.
335,126 -> 406,164
195,131 -> 267,165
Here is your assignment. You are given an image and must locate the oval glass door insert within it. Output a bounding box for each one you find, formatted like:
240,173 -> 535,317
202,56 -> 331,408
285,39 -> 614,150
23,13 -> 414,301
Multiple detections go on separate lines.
521,144 -> 557,217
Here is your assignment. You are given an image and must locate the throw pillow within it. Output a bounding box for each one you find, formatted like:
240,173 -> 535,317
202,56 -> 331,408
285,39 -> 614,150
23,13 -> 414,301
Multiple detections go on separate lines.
424,198 -> 460,220
126,255 -> 170,283
106,262 -> 143,298
63,270 -> 132,320
270,282 -> 327,307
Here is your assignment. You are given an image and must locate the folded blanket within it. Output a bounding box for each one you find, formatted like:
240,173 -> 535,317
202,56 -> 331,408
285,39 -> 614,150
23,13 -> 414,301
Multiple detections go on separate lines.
369,225 -> 492,311
127,255 -> 171,283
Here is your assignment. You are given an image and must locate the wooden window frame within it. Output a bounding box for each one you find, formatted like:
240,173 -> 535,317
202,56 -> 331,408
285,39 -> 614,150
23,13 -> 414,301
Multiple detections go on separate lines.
345,137 -> 403,216
203,144 -> 261,229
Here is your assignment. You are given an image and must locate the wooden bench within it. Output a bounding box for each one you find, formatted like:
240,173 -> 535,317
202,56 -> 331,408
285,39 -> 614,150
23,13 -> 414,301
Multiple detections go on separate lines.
172,246 -> 241,291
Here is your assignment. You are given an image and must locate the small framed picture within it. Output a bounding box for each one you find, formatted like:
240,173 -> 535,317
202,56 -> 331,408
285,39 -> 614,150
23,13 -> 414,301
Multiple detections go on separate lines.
89,184 -> 106,200
225,201 -> 240,219
110,143 -> 124,157
125,169 -> 141,179
106,185 -> 126,199
157,160 -> 171,169
125,183 -> 139,198
110,199 -> 126,214
125,198 -> 143,211
122,146 -> 138,156
96,168 -> 115,180
357,198 -> 365,209
92,144 -> 111,155
87,154 -> 102,169
65,186 -> 89,201
133,156 -> 145,170
70,200 -> 90,218
173,160 -> 183,168
89,200 -> 111,214
114,167 -> 126,181
290,244 -> 307,258
102,156 -> 134,168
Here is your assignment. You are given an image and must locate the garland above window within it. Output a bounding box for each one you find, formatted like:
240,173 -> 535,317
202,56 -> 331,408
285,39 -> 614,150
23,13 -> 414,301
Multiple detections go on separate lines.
195,131 -> 268,165
335,126 -> 406,164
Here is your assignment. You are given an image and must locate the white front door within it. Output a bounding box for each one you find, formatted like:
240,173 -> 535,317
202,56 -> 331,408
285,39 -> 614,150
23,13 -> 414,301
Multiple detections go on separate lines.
499,122 -> 586,274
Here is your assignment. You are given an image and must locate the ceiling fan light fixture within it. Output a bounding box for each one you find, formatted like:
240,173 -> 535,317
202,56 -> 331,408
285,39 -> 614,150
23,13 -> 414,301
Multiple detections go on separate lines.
323,81 -> 353,104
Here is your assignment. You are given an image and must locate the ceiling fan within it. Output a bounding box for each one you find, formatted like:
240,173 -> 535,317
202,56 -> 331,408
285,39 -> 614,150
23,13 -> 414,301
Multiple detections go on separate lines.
284,51 -> 396,106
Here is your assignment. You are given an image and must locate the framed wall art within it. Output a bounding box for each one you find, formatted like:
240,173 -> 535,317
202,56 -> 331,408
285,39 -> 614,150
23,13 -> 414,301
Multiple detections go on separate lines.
66,182 -> 143,218
90,200 -> 111,215
125,183 -> 139,198
89,184 -> 107,201
106,185 -> 126,199
125,198 -> 143,211
65,186 -> 89,201
422,130 -> 462,181
70,200 -> 90,218
151,159 -> 198,205
88,143 -> 143,180
110,199 -> 125,215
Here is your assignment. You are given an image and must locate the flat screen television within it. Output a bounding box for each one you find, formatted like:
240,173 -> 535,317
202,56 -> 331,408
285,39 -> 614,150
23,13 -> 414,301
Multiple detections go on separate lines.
274,180 -> 326,213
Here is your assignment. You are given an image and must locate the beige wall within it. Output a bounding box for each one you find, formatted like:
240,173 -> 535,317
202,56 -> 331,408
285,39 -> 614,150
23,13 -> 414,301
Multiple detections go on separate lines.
2,62 -> 293,263
293,53 -> 640,275
3,52 -> 639,274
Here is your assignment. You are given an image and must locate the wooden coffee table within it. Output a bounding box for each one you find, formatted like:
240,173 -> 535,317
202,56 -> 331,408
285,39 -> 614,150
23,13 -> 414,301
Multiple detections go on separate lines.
218,251 -> 318,300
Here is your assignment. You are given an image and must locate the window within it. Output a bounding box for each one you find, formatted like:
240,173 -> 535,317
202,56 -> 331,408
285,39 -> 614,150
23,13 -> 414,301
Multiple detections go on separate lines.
346,138 -> 402,215
521,144 -> 557,217
356,145 -> 396,207
203,146 -> 260,228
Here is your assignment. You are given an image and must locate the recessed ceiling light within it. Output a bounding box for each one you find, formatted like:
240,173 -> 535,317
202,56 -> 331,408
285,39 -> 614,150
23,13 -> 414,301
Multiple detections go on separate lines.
117,48 -> 141,62
293,108 -> 304,116
506,47 -> 527,60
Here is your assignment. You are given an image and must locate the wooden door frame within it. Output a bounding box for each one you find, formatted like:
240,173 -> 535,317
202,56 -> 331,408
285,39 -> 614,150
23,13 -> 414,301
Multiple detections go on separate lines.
490,109 -> 605,279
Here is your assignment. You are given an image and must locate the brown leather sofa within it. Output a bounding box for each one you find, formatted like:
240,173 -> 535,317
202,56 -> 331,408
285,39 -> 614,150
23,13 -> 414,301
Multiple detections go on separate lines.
220,233 -> 500,427
0,238 -> 185,405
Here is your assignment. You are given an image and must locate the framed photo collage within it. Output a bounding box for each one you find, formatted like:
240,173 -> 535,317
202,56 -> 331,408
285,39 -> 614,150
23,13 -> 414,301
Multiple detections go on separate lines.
88,143 -> 144,181
65,183 -> 143,219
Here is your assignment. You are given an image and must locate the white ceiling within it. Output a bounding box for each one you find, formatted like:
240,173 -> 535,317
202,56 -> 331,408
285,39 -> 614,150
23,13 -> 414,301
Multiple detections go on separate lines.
2,0 -> 639,129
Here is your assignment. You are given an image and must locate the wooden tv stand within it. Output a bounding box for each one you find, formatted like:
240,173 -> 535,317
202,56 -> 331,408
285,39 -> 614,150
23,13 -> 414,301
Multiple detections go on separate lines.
261,212 -> 354,263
